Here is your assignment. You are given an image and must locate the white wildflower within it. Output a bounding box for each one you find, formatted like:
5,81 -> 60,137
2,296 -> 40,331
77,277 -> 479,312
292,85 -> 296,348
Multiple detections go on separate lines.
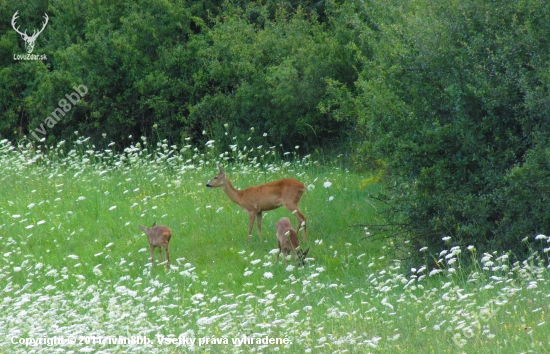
381,297 -> 394,310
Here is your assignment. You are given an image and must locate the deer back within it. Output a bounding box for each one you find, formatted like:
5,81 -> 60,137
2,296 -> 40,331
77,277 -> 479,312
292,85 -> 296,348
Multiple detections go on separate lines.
241,178 -> 304,212
140,224 -> 172,247
276,217 -> 299,249
149,225 -> 172,246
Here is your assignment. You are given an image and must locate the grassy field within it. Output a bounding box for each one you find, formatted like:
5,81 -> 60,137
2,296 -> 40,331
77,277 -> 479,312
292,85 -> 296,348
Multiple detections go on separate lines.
0,137 -> 549,353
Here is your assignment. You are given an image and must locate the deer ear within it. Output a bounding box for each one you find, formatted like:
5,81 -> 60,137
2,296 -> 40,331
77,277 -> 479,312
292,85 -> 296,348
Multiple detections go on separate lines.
139,225 -> 148,232
152,221 -> 156,227
218,165 -> 225,174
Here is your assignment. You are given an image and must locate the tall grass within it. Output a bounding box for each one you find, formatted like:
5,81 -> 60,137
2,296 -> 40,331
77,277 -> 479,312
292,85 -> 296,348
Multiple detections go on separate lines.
0,137 -> 548,353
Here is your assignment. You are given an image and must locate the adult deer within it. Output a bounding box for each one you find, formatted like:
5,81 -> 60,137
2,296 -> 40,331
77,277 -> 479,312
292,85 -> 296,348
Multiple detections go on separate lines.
206,165 -> 307,243
139,222 -> 172,268
276,217 -> 310,266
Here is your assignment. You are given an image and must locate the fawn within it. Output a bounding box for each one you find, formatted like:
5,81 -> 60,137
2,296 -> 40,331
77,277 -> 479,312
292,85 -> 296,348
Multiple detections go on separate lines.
139,222 -> 172,268
276,217 -> 309,266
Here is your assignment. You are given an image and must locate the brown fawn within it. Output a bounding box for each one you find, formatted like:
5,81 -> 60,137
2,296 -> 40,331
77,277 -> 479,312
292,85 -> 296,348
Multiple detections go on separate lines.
139,222 -> 172,268
206,165 -> 307,243
276,217 -> 310,266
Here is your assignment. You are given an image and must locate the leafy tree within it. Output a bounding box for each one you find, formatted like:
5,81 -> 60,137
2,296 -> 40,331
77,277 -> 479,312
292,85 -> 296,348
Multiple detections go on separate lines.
1,0 -> 363,153
185,2 -> 362,152
348,0 -> 550,258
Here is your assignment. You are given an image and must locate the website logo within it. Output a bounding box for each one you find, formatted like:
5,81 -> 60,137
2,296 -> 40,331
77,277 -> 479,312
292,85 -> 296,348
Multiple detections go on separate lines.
12,11 -> 48,60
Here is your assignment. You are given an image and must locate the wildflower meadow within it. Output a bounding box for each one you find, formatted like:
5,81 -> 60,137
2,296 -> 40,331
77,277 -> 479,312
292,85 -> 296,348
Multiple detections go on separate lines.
0,136 -> 548,353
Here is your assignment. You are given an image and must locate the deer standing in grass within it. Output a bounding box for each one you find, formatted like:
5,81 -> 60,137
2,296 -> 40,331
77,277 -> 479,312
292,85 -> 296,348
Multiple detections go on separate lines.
276,217 -> 309,266
139,222 -> 172,268
206,165 -> 307,243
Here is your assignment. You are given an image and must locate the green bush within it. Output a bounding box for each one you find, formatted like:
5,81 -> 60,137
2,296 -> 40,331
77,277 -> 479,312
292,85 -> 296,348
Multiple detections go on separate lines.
0,0 -> 361,153
499,145 -> 550,249
348,0 -> 550,259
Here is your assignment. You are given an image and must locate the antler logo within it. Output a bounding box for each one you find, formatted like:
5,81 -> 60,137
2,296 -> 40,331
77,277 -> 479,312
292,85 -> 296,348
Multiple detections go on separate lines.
11,11 -> 49,54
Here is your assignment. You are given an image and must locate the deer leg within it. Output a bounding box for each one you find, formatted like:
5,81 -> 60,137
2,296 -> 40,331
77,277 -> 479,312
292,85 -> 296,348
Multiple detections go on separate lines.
256,212 -> 263,242
276,241 -> 282,262
165,244 -> 170,268
247,211 -> 257,243
150,245 -> 155,265
284,204 -> 307,243
295,209 -> 307,242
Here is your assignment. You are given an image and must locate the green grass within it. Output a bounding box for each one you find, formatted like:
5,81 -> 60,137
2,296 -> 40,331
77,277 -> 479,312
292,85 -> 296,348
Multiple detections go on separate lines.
0,138 -> 548,353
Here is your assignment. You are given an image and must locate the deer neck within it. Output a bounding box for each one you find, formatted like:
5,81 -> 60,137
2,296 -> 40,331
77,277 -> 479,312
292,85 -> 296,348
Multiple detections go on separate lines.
222,177 -> 243,205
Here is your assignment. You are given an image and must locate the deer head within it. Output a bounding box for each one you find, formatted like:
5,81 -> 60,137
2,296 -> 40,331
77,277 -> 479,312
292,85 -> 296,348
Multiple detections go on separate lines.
11,11 -> 49,54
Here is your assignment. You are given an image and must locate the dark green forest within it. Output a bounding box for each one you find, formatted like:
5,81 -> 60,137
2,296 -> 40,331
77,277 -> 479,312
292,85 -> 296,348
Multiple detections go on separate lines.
1,0 -> 550,259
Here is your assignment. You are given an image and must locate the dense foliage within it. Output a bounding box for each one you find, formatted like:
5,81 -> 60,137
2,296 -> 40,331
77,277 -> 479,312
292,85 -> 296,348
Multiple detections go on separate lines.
346,0 -> 550,257
1,0 -> 549,258
0,0 -> 361,151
